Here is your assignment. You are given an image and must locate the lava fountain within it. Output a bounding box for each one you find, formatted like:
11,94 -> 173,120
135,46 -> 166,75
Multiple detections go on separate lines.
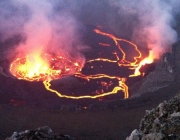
10,53 -> 81,81
9,28 -> 155,99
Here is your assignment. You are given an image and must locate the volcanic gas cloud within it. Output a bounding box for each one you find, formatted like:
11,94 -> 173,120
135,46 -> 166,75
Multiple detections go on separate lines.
110,0 -> 178,61
0,0 -> 179,99
2,0 -> 85,80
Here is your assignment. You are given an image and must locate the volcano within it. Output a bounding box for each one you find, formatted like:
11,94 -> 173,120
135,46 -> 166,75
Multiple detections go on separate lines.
1,0 -> 180,140
0,25 -> 159,106
0,22 -> 179,140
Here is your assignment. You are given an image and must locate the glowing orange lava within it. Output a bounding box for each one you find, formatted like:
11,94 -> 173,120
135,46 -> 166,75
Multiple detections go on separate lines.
130,50 -> 154,77
43,77 -> 129,99
10,53 -> 81,81
9,28 -> 154,99
93,29 -> 142,67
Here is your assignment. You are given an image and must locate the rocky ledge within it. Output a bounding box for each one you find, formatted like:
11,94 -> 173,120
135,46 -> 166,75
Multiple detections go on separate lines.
6,126 -> 73,140
126,92 -> 180,140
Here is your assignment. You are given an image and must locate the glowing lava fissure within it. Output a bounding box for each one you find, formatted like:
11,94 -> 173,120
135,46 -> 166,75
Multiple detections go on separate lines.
9,28 -> 154,100
43,76 -> 129,99
93,29 -> 142,67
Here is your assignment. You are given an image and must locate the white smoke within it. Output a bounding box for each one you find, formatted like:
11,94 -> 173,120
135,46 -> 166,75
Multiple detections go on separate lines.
0,0 -> 85,65
1,0 -> 180,62
14,0 -> 53,55
0,0 -> 28,41
110,0 -> 179,59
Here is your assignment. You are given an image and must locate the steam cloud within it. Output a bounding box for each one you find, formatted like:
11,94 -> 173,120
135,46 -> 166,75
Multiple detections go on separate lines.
0,0 -> 180,63
0,0 -> 85,66
109,0 -> 180,59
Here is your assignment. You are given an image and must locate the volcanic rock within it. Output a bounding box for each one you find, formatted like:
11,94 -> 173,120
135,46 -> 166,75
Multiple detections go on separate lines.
126,92 -> 180,140
6,126 -> 73,140
131,52 -> 174,97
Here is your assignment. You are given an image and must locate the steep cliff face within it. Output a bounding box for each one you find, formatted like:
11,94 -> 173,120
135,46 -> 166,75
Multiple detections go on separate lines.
126,40 -> 180,140
130,56 -> 173,98
173,41 -> 180,86
131,42 -> 180,97
126,92 -> 180,140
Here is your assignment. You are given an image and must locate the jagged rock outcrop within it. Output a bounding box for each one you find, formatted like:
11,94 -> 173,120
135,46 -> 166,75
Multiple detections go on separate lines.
132,52 -> 174,97
6,126 -> 73,140
126,93 -> 180,140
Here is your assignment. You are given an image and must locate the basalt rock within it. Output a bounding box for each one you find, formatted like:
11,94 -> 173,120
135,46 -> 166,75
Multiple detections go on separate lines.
6,126 -> 73,140
126,93 -> 180,140
131,52 -> 174,97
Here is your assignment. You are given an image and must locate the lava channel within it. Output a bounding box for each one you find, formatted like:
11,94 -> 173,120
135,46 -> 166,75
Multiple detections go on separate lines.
9,28 -> 154,99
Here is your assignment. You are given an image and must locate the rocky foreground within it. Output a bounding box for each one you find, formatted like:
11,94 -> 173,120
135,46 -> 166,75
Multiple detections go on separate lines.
6,126 -> 73,140
126,92 -> 180,140
5,92 -> 180,140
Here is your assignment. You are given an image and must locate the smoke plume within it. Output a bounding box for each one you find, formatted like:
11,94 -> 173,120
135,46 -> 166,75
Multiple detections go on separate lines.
0,0 -> 180,63
109,0 -> 179,59
0,0 -> 85,66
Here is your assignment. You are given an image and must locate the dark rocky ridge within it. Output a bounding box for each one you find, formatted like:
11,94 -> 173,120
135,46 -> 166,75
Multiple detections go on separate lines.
6,126 -> 73,140
125,42 -> 180,140
126,92 -> 180,140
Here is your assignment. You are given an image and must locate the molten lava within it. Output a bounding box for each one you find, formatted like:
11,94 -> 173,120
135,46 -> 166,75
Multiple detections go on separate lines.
130,51 -> 154,77
9,28 -> 154,99
10,53 -> 81,81
43,77 -> 129,99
